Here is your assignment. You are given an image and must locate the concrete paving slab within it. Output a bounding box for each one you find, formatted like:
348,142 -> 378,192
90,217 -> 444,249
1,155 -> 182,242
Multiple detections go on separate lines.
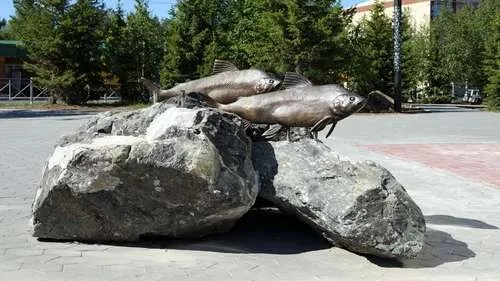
1,110 -> 499,280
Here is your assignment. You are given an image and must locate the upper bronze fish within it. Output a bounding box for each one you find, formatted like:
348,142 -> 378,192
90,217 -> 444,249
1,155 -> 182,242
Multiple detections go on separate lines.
146,60 -> 281,104
202,72 -> 367,138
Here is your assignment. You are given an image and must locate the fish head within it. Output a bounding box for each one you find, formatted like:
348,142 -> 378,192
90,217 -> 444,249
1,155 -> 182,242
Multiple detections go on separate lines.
330,93 -> 367,118
255,78 -> 281,93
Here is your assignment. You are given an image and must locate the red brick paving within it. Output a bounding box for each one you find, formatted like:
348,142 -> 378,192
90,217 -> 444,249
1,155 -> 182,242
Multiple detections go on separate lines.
358,144 -> 500,188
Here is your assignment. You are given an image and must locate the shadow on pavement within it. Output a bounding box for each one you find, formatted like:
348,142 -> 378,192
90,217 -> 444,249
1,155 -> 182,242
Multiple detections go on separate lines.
0,109 -> 95,119
366,228 -> 476,268
132,208 -> 331,255
425,215 -> 498,229
404,108 -> 483,114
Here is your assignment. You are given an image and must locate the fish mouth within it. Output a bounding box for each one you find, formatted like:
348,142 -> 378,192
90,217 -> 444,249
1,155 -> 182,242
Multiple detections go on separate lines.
354,97 -> 368,113
273,80 -> 282,90
341,97 -> 368,115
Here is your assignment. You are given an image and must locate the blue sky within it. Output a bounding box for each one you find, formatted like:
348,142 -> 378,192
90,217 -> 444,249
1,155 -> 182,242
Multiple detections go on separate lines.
1,0 -> 362,20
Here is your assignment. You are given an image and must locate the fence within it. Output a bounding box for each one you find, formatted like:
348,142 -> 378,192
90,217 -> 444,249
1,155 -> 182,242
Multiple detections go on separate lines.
87,90 -> 122,104
0,78 -> 49,103
0,78 -> 123,103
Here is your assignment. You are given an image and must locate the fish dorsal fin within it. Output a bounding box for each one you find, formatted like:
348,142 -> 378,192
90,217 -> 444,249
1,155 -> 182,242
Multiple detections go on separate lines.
282,72 -> 312,89
213,59 -> 239,74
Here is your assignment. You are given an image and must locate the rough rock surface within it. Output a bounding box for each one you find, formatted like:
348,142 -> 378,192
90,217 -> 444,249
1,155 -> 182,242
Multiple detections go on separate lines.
252,140 -> 426,258
32,103 -> 259,241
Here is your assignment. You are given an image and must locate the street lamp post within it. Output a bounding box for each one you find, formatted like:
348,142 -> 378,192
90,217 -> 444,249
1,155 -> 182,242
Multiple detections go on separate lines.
393,0 -> 402,112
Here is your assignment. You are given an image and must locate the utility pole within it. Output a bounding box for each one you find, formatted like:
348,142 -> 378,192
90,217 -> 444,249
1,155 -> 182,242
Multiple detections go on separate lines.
393,0 -> 402,112
141,40 -> 145,78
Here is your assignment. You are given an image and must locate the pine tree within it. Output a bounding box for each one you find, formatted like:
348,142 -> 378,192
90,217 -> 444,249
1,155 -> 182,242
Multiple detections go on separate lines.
161,0 -> 228,87
58,0 -> 107,104
161,0 -> 350,86
226,0 -> 351,83
12,0 -> 75,103
282,0 -> 351,83
0,18 -> 16,40
12,0 -> 107,104
119,0 -> 163,101
101,4 -> 127,96
348,1 -> 393,96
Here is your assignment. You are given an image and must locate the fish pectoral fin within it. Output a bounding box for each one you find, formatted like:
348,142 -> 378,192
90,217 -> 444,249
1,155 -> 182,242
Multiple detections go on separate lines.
261,124 -> 283,138
241,119 -> 252,131
310,116 -> 332,132
213,59 -> 239,74
281,72 -> 312,89
325,122 -> 338,138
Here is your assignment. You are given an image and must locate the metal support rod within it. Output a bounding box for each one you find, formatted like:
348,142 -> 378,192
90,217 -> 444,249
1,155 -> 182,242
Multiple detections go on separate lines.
393,0 -> 402,112
29,78 -> 34,104
8,80 -> 11,100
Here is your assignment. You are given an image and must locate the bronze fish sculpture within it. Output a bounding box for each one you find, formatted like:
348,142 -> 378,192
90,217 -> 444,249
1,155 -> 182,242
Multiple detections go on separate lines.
141,60 -> 280,104
202,73 -> 367,138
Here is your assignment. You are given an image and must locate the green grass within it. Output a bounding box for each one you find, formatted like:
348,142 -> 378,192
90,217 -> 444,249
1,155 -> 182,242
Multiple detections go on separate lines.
0,101 -> 51,108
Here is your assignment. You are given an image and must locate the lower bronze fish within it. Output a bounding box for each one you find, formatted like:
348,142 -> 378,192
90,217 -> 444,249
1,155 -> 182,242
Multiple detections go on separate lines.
202,79 -> 367,138
141,60 -> 280,104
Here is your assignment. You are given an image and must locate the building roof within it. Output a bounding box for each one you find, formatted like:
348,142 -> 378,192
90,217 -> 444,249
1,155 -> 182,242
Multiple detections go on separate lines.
354,0 -> 392,8
0,40 -> 27,58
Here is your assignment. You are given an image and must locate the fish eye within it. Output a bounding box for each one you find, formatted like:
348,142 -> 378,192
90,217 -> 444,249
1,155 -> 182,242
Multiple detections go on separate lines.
349,96 -> 356,102
269,79 -> 274,83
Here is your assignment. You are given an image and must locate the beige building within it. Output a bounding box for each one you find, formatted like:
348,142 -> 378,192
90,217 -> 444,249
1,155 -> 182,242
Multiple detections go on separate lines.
351,0 -> 481,28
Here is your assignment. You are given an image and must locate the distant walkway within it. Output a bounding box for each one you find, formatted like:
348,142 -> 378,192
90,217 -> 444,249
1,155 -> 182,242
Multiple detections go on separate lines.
0,109 -> 95,119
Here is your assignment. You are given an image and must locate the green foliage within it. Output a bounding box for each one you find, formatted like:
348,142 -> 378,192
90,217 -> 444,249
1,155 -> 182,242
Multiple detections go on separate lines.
11,0 -> 164,104
12,0 -> 71,101
59,0 -> 107,104
118,0 -> 163,101
101,5 -> 127,91
483,7 -> 500,110
7,0 -> 497,109
12,0 -> 106,104
161,0 -> 351,86
419,93 -> 453,104
161,0 -> 229,87
227,0 -> 351,83
430,7 -> 485,88
225,0 -> 289,73
0,18 -> 17,40
423,0 -> 499,104
347,1 -> 393,96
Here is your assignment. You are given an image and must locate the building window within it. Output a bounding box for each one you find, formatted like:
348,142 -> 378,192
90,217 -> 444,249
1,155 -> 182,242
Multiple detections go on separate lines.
430,0 -> 442,19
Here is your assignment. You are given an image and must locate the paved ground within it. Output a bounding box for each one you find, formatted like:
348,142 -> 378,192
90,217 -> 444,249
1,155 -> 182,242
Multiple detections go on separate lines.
1,109 -> 500,281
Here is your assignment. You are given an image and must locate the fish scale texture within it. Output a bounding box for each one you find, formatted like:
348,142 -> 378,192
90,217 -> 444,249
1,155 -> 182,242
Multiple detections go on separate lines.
252,140 -> 426,258
32,103 -> 259,241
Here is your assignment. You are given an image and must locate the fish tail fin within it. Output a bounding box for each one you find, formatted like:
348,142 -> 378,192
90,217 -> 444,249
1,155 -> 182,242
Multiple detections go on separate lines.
140,77 -> 160,93
158,90 -> 180,100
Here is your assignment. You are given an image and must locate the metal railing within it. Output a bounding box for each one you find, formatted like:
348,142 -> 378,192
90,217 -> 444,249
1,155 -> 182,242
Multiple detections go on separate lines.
0,78 -> 49,103
87,90 -> 122,104
0,78 -> 124,104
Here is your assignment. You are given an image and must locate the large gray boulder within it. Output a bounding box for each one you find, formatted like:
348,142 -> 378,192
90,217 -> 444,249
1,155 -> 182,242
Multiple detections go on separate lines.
252,140 -> 426,258
32,103 -> 259,241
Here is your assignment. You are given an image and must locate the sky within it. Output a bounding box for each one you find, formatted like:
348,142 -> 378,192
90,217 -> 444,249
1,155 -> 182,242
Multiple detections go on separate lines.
0,0 -> 362,20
